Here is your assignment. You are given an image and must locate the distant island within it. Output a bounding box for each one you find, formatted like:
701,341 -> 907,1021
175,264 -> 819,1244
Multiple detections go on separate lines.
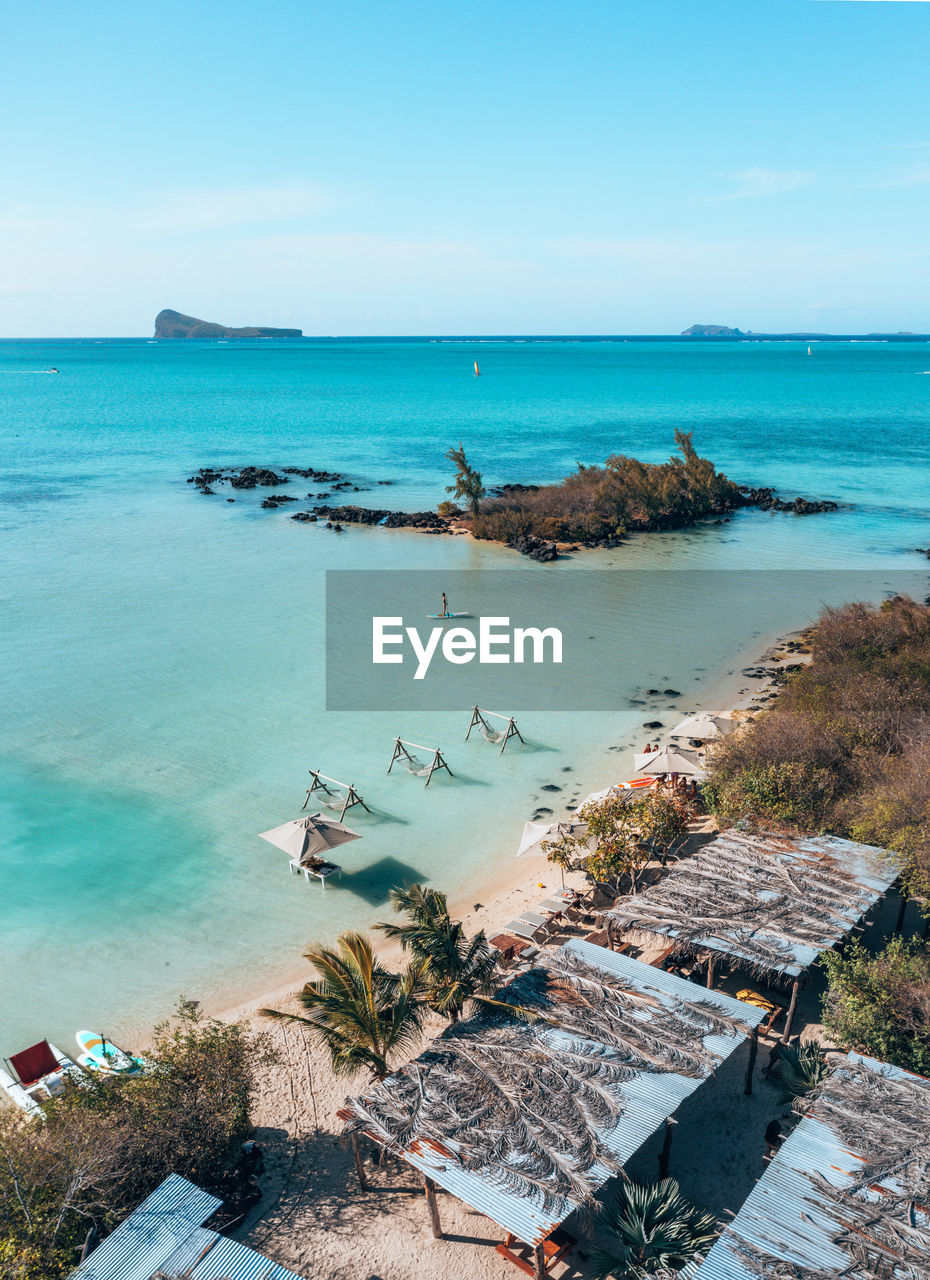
681,324 -> 744,337
681,324 -> 925,341
153,309 -> 303,340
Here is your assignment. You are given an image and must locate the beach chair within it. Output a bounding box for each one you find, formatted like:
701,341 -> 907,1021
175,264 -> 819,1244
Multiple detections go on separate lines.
504,917 -> 550,943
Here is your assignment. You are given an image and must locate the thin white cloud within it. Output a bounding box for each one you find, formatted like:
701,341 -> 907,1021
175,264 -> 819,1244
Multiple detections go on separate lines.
718,167 -> 817,200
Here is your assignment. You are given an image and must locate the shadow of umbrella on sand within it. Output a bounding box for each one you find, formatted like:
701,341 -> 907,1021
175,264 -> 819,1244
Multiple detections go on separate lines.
258,813 -> 363,862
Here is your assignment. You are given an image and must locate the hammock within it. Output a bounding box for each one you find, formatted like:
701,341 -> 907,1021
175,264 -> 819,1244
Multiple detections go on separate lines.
399,753 -> 430,776
323,790 -> 350,811
478,722 -> 505,744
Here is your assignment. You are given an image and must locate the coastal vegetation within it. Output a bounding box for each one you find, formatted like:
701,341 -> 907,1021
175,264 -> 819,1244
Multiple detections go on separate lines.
590,1178 -> 717,1279
377,884 -> 499,1023
704,597 -> 930,899
445,442 -> 485,516
704,595 -> 930,1072
0,1003 -> 274,1280
469,431 -> 748,546
547,789 -> 695,895
820,936 -> 930,1076
261,932 -> 425,1082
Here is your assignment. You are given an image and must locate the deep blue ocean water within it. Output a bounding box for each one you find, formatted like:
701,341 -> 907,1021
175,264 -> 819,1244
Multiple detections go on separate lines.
1,337 -> 928,1048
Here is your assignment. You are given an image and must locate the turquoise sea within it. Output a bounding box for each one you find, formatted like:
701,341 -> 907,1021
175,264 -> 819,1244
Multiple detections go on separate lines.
1,337 -> 929,1050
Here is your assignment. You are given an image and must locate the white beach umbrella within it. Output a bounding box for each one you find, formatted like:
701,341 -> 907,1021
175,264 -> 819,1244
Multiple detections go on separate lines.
668,713 -> 734,741
632,746 -> 705,777
259,813 -> 362,862
516,819 -> 588,859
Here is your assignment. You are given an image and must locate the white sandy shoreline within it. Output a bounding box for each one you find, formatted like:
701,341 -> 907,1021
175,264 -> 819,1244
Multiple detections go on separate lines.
209,624 -> 803,1030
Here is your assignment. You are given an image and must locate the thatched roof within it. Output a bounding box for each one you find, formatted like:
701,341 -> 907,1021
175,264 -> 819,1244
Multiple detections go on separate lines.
691,1052 -> 930,1280
341,939 -> 763,1245
605,832 -> 899,981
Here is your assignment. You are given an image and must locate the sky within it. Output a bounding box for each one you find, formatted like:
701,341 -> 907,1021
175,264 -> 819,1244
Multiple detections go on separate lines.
1,0 -> 929,336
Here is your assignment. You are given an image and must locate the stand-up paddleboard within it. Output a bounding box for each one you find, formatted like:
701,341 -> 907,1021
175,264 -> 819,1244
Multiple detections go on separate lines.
426,612 -> 472,619
75,1030 -> 143,1075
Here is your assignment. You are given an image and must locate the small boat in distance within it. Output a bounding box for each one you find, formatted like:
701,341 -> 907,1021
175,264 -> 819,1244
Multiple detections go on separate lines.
807,346 -> 812,356
75,1029 -> 145,1076
1,1039 -> 83,1115
474,360 -> 480,376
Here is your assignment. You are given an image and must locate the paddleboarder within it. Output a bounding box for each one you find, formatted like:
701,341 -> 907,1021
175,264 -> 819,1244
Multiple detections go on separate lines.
441,591 -> 449,618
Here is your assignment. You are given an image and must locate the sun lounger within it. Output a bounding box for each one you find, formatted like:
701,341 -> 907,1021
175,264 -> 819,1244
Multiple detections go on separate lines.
505,918 -> 549,942
517,910 -> 550,929
538,898 -> 569,916
289,858 -> 342,888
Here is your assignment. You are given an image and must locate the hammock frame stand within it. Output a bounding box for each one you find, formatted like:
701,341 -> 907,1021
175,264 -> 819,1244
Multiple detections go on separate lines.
387,738 -> 454,788
465,705 -> 524,755
302,770 -> 371,822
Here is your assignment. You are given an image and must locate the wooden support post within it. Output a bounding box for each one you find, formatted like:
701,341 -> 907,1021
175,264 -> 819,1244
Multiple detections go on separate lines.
423,1175 -> 443,1239
705,953 -> 715,990
533,1244 -> 547,1280
744,1024 -> 759,1096
895,894 -> 908,934
605,917 -> 614,952
350,1133 -> 368,1191
658,1117 -> 677,1179
781,978 -> 800,1044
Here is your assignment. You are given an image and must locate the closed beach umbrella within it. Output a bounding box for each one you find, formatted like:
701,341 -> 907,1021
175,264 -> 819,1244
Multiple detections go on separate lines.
516,819 -> 587,859
259,813 -> 362,863
668,713 -> 734,741
633,746 -> 704,776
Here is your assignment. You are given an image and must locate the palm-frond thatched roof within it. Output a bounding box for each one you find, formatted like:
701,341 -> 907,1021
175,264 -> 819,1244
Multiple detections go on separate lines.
690,1052 -> 930,1280
341,939 -> 763,1245
605,832 -> 899,981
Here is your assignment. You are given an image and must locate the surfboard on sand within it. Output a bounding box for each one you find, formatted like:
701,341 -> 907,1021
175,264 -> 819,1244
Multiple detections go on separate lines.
75,1030 -> 143,1075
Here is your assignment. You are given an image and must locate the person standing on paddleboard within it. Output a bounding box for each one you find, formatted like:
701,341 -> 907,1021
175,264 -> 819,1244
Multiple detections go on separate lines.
441,591 -> 449,617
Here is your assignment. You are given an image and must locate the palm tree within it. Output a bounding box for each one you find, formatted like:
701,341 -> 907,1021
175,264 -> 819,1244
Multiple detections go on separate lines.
775,1039 -> 829,1103
378,884 -> 499,1023
590,1178 -> 718,1278
261,931 -> 425,1081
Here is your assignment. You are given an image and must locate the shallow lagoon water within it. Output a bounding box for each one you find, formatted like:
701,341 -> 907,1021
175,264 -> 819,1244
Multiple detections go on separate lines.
1,338 -> 928,1047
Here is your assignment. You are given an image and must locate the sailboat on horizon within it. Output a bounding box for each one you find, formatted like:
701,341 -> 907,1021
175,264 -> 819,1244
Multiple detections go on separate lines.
474,360 -> 480,376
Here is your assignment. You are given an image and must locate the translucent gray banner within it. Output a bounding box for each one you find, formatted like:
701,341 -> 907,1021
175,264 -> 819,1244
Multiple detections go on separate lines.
324,568 -> 928,711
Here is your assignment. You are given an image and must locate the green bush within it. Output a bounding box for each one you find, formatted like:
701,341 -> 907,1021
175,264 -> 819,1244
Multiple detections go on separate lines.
472,431 -> 744,546
705,597 -> 930,896
0,1002 -> 276,1280
821,936 -> 930,1076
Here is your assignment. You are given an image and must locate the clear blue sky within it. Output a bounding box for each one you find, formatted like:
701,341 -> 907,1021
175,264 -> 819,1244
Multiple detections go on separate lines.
2,0 -> 928,335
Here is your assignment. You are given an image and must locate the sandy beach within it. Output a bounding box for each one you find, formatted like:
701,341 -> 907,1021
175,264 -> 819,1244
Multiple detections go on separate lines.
207,640 -> 832,1280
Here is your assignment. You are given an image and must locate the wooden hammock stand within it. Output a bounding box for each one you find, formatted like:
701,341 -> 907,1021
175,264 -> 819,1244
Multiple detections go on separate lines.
465,705 -> 524,755
387,738 -> 453,787
302,770 -> 371,822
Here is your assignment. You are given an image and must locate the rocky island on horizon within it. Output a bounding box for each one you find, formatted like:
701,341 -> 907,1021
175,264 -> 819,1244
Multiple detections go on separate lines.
154,309 -> 303,340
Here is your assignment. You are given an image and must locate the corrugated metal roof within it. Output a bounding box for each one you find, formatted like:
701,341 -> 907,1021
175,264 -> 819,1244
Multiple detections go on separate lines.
347,940 -> 764,1246
690,1054 -> 930,1280
607,833 -> 899,978
69,1173 -> 305,1280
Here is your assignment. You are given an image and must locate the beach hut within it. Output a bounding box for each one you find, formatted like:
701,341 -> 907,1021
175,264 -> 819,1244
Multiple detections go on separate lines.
339,939 -> 764,1278
690,1052 -> 930,1279
68,1172 -> 305,1280
605,831 -> 902,1039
